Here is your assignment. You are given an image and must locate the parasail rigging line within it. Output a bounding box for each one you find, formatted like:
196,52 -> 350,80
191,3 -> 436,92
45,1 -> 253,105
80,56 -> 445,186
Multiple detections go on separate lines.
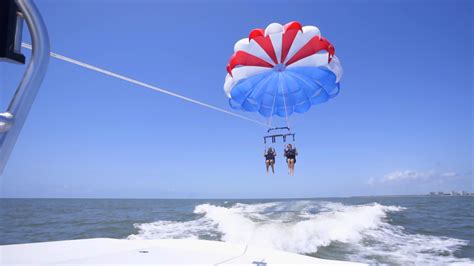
281,78 -> 290,130
267,82 -> 279,129
21,43 -> 267,127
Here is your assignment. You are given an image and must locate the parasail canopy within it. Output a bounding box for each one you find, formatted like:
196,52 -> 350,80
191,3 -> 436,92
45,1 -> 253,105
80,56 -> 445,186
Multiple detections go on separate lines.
224,21 -> 343,118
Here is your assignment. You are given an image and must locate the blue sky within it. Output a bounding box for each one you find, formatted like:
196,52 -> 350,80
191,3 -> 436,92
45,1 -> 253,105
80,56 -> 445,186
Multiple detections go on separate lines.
0,0 -> 472,198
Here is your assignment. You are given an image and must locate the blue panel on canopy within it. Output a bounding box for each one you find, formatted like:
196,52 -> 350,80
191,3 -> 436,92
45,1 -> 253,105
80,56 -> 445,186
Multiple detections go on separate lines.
229,66 -> 340,117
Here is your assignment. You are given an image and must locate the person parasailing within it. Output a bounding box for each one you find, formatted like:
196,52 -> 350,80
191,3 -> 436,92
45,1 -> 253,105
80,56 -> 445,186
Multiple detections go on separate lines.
284,144 -> 298,175
264,147 -> 277,174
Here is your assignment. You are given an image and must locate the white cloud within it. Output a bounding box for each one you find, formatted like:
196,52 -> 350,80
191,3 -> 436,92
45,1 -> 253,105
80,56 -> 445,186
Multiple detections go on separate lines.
440,172 -> 457,177
368,170 -> 460,186
367,177 -> 376,186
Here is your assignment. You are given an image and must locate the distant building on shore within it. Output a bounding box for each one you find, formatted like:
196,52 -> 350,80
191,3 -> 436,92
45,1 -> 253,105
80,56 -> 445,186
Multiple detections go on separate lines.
428,190 -> 473,196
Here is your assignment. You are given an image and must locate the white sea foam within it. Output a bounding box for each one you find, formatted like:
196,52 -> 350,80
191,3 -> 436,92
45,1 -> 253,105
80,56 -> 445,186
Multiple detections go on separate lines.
192,202 -> 398,253
128,219 -> 218,240
127,200 -> 471,265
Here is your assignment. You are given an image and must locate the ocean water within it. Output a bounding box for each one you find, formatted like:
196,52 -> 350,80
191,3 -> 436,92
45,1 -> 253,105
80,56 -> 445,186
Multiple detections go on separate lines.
0,197 -> 472,265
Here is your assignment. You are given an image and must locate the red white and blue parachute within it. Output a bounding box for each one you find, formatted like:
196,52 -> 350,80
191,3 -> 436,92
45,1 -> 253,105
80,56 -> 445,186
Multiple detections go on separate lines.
224,21 -> 343,117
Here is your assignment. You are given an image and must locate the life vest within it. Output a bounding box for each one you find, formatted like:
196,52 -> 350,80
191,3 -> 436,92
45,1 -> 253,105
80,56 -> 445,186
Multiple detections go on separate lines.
286,148 -> 296,158
265,151 -> 275,160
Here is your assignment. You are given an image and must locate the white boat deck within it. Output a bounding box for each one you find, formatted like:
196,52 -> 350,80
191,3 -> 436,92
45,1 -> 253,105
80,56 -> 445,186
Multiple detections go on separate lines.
0,238 -> 365,265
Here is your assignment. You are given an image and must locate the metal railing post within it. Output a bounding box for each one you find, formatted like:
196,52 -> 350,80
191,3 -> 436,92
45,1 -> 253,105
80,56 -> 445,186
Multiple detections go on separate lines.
0,0 -> 50,174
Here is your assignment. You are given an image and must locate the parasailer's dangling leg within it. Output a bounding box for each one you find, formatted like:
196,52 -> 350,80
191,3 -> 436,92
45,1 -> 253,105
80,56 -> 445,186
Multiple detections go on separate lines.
270,159 -> 275,174
265,159 -> 275,174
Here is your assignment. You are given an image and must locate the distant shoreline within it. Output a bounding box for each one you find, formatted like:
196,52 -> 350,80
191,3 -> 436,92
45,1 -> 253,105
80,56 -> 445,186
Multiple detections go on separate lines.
1,194 -> 473,200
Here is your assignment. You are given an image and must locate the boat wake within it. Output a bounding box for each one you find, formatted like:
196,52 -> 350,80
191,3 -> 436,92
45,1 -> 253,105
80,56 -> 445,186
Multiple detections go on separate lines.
128,200 -> 471,265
